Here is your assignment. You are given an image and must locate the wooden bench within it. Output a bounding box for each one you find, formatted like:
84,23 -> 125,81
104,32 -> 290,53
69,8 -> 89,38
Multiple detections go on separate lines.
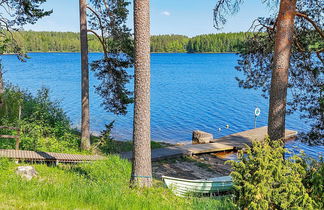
0,126 -> 20,150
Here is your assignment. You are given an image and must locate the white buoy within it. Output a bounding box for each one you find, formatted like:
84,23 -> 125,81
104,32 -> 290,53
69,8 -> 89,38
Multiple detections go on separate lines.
254,107 -> 261,128
226,124 -> 230,129
218,128 -> 222,132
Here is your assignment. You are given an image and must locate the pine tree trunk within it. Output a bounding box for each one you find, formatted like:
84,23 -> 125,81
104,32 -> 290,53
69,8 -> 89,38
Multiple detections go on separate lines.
131,0 -> 152,187
79,0 -> 90,150
268,0 -> 297,140
0,66 -> 4,108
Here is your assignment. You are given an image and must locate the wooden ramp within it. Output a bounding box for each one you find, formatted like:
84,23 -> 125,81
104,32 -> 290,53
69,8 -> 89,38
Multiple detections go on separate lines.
0,149 -> 105,163
121,126 -> 297,161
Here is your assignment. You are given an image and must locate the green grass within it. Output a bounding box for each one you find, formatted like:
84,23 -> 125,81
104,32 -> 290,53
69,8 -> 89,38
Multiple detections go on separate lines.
0,157 -> 235,209
91,134 -> 169,154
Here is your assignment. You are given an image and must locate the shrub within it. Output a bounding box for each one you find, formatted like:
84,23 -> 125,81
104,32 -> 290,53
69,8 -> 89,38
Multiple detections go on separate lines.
0,86 -> 23,122
302,156 -> 324,208
0,86 -> 81,153
227,138 -> 315,209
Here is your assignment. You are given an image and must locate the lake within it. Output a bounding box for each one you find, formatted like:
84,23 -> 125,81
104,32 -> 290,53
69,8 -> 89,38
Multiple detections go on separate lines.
2,53 -> 323,158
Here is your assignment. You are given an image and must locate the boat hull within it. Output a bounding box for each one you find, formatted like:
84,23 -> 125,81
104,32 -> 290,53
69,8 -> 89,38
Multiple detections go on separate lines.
162,176 -> 233,196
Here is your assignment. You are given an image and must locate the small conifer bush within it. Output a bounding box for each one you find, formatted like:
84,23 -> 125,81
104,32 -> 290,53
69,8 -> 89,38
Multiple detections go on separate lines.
227,138 -> 315,209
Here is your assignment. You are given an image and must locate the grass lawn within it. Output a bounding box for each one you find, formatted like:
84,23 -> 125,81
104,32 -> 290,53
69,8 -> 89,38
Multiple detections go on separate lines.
90,134 -> 169,154
0,157 -> 235,210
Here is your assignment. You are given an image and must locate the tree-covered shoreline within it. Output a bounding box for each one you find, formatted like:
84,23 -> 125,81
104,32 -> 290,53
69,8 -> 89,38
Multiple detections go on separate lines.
4,31 -> 250,53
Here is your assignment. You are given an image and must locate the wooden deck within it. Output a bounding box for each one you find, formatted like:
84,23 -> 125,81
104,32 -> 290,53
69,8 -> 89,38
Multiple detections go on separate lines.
0,149 -> 105,163
121,126 -> 297,161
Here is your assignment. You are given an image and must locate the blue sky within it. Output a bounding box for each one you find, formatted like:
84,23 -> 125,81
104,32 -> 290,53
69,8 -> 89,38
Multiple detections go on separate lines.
25,0 -> 275,37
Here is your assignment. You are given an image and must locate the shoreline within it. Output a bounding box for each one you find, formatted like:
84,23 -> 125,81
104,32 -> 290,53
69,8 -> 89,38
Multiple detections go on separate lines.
2,51 -> 238,55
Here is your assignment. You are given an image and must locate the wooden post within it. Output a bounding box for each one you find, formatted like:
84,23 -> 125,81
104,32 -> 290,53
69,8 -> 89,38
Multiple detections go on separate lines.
16,128 -> 20,150
0,126 -> 20,150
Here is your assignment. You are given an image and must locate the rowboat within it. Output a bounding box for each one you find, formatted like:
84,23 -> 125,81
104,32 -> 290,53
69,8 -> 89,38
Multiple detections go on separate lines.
162,175 -> 233,197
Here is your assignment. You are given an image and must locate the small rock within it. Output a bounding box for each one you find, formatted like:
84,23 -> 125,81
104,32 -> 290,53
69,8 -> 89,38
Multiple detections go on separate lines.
192,130 -> 213,144
16,166 -> 38,180
204,157 -> 210,161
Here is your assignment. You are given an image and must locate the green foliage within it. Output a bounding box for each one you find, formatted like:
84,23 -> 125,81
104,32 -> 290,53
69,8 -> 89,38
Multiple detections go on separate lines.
4,31 -> 252,53
227,138 -> 315,209
234,3 -> 324,144
187,32 -> 252,53
302,156 -> 324,208
4,31 -> 102,53
0,1 -> 51,61
151,35 -> 189,53
88,0 -> 134,116
0,86 -> 23,122
92,122 -> 166,154
0,157 -> 234,209
0,85 -> 165,154
0,86 -> 81,153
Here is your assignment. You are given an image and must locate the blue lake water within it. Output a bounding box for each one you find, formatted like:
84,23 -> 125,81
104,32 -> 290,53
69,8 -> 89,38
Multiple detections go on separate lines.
2,53 -> 323,158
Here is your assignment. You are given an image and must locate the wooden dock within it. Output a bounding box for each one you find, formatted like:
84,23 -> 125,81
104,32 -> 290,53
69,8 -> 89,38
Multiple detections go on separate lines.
0,149 -> 105,163
121,126 -> 297,161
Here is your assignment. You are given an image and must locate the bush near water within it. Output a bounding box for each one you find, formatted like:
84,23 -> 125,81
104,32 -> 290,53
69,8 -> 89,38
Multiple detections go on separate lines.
0,86 -> 165,154
227,138 -> 324,209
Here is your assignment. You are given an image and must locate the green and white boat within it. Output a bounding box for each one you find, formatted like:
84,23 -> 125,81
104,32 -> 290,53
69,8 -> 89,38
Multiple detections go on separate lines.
162,175 -> 233,197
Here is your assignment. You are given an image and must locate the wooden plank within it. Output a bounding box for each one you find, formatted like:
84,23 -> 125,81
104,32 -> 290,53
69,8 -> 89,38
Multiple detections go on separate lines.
0,149 -> 105,162
211,126 -> 298,147
121,146 -> 190,161
0,135 -> 20,139
0,126 -> 20,131
183,143 -> 234,155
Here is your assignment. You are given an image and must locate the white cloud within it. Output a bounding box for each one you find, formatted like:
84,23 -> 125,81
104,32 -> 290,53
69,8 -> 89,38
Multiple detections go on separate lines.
161,11 -> 171,16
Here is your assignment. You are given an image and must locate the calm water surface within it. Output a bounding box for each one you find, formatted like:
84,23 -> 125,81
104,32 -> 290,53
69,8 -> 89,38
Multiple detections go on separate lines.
2,53 -> 323,158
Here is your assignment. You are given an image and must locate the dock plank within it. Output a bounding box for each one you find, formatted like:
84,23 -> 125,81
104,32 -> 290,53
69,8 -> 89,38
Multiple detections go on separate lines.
0,149 -> 105,163
212,126 -> 298,148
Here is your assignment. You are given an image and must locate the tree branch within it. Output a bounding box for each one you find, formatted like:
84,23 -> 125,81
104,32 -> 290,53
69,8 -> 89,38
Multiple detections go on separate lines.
86,5 -> 104,30
86,5 -> 108,57
316,51 -> 324,64
296,12 -> 324,39
87,29 -> 107,54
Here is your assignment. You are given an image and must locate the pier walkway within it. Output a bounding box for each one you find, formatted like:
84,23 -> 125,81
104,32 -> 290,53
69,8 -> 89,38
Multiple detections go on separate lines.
121,126 -> 297,161
0,149 -> 104,163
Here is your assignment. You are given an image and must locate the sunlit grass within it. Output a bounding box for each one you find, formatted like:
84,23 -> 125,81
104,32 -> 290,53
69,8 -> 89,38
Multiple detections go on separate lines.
0,157 -> 235,209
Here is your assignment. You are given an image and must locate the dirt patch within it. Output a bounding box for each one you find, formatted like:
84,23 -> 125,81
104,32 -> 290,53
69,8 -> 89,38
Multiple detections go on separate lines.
152,153 -> 232,180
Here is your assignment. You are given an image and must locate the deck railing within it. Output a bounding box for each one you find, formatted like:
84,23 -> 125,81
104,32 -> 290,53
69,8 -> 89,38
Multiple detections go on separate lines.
0,126 -> 20,150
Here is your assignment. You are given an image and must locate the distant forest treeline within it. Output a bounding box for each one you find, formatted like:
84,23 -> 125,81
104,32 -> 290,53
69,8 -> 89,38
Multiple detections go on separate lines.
5,31 -> 252,53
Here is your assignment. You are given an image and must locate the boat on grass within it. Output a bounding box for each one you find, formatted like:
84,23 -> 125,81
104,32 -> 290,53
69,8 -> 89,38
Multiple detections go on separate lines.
162,175 -> 233,197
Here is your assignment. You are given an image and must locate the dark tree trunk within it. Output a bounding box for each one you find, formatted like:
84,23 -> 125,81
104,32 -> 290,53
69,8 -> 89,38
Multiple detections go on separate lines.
130,0 -> 152,187
79,0 -> 90,150
0,67 -> 3,108
268,0 -> 297,140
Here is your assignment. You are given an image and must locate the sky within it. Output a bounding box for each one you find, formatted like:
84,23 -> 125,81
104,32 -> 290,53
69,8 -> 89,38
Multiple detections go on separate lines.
24,0 -> 276,37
